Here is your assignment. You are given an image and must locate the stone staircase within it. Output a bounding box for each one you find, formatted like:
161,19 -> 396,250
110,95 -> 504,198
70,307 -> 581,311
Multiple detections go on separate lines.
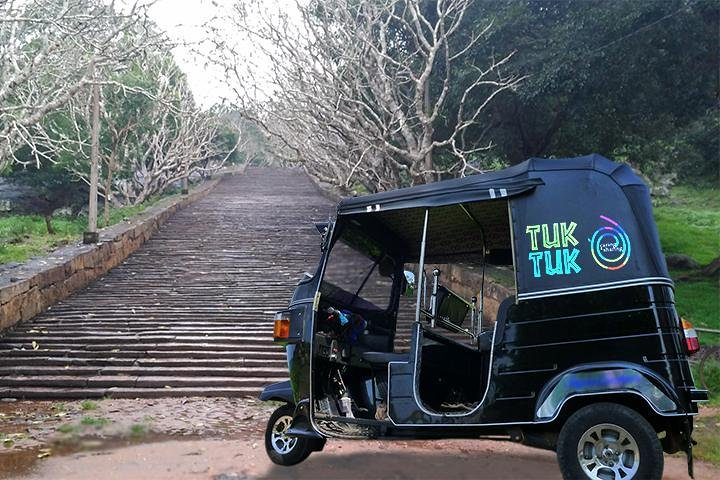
0,168 -> 332,398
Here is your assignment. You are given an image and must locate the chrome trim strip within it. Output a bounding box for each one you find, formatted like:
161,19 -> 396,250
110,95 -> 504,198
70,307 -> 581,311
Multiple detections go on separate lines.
386,389 -> 692,428
517,278 -> 674,301
288,298 -> 315,308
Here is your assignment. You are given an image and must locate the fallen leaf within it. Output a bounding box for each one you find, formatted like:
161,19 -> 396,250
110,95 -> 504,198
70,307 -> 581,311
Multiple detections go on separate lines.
37,448 -> 52,459
31,341 -> 39,350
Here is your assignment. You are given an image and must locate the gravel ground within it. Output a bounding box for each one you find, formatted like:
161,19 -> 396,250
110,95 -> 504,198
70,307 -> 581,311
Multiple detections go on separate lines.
1,398 -> 718,479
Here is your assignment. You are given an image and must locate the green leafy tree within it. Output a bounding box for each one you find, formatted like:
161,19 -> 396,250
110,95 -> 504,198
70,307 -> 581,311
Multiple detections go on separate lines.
442,0 -> 718,180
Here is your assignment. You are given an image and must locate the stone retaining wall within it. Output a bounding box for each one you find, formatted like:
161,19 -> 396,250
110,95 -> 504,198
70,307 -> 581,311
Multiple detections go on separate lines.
0,174 -> 232,332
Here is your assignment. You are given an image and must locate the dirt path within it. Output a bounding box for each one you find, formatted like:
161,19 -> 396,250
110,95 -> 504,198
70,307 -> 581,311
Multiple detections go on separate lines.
8,436 -> 720,480
1,399 -> 718,480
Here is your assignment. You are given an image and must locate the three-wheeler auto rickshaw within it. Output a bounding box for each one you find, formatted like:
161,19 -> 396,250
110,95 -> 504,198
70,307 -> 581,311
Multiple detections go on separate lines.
261,154 -> 707,480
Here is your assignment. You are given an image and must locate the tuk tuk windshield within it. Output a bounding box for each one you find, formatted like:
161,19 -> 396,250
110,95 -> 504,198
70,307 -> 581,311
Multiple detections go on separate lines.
320,222 -> 396,313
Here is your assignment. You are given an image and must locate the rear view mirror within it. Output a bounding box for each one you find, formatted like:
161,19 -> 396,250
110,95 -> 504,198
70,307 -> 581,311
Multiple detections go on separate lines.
403,270 -> 415,297
315,221 -> 330,250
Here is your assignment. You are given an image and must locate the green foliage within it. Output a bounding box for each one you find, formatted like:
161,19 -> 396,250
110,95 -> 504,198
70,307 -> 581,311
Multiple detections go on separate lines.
3,160 -> 87,217
442,0 -> 718,180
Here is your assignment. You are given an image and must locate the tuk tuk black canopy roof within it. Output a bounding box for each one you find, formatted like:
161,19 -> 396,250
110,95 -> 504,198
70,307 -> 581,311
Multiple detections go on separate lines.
334,154 -> 671,301
337,154 -> 643,215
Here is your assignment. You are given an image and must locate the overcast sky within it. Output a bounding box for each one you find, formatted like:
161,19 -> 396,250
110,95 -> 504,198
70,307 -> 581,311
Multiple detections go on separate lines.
145,0 -> 300,108
147,0 -> 227,106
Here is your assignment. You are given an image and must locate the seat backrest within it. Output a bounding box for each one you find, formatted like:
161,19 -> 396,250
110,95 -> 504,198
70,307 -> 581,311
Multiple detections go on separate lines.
493,296 -> 515,346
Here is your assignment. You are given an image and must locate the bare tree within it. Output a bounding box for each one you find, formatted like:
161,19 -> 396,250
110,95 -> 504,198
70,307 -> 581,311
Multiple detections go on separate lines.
209,0 -> 524,192
0,0 -> 161,170
53,54 -> 241,206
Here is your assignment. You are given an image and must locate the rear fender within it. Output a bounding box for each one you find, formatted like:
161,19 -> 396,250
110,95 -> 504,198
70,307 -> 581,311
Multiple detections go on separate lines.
535,362 -> 681,421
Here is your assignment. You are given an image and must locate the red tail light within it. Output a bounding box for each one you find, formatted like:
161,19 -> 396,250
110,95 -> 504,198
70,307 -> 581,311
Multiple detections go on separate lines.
681,318 -> 700,355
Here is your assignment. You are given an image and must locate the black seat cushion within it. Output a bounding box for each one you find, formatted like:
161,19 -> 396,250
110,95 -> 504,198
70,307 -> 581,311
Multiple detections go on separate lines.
361,351 -> 409,365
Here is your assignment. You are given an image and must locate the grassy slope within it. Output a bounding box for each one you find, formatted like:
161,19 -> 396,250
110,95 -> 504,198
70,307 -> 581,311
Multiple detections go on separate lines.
656,185 -> 720,466
655,185 -> 719,336
654,186 -> 719,266
0,196 -> 173,265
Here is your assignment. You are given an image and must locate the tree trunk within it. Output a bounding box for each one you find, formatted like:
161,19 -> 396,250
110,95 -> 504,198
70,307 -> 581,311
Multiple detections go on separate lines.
423,80 -> 435,183
44,215 -> 55,235
84,57 -> 100,244
103,153 -> 115,227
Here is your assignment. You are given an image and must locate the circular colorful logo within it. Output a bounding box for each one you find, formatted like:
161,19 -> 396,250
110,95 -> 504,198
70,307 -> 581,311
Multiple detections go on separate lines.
590,215 -> 631,270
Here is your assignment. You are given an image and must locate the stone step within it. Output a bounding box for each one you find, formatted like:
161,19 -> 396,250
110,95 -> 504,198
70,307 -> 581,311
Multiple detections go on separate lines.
0,386 -> 262,399
0,375 -> 285,388
0,356 -> 286,368
0,168 -> 328,399
0,365 -> 287,377
0,348 -> 286,359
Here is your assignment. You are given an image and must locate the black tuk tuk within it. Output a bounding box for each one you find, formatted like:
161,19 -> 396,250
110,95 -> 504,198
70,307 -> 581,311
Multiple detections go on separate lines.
261,155 -> 707,480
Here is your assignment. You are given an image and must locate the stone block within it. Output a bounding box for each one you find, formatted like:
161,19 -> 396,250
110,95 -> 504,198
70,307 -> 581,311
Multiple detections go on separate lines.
20,287 -> 42,322
0,278 -> 31,304
63,270 -> 88,293
0,293 -> 24,329
42,283 -> 65,306
37,265 -> 65,289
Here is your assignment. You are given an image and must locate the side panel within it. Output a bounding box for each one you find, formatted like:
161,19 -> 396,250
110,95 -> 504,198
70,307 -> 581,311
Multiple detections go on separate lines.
489,284 -> 695,422
386,284 -> 695,426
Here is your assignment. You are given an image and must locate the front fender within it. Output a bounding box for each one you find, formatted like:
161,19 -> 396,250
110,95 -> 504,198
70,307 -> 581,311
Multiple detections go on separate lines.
259,380 -> 294,404
535,363 -> 679,420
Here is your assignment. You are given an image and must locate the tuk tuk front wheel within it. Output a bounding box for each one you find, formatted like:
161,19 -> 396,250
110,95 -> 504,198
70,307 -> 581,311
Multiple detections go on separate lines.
556,402 -> 663,480
265,404 -> 313,466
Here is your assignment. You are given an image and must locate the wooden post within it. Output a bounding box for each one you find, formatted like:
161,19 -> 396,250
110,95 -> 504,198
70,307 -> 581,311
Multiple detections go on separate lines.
103,152 -> 115,227
181,158 -> 189,195
83,58 -> 101,244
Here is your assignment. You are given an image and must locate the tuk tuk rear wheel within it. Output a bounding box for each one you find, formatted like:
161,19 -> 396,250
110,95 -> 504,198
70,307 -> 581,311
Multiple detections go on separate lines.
556,402 -> 663,480
265,404 -> 313,466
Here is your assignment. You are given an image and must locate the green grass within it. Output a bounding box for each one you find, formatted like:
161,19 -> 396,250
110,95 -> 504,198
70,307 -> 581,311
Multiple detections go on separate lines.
674,278 -> 720,335
80,400 -> 98,411
692,413 -> 720,465
654,185 -> 719,343
80,416 -> 109,428
654,185 -> 720,266
0,193 -> 176,265
691,359 -> 720,407
56,423 -> 77,434
129,423 -> 148,438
